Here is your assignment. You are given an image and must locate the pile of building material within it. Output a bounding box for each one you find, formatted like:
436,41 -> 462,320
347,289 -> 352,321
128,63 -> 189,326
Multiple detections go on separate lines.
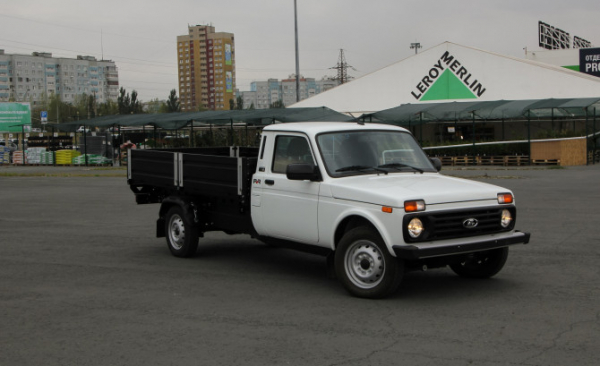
0,146 -> 10,164
72,154 -> 112,165
25,147 -> 46,164
55,150 -> 81,165
12,151 -> 25,164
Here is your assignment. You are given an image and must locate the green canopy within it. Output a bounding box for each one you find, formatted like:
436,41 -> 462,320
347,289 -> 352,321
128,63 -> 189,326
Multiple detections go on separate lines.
368,97 -> 600,124
54,107 -> 353,132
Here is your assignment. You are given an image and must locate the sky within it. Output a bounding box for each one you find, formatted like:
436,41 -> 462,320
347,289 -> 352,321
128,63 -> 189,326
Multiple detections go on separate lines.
1,0 -> 599,103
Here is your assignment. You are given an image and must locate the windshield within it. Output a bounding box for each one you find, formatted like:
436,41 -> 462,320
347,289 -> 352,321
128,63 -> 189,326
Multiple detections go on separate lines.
316,130 -> 436,177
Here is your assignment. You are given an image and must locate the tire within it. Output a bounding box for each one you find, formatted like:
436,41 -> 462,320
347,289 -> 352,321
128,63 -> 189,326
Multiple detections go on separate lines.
335,226 -> 403,299
450,247 -> 509,279
165,206 -> 199,258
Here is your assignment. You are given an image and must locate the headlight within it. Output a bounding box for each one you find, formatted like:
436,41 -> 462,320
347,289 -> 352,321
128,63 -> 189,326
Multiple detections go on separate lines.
500,209 -> 512,228
408,217 -> 424,238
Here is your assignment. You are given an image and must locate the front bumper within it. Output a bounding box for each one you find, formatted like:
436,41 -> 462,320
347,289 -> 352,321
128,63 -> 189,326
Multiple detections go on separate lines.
393,230 -> 530,260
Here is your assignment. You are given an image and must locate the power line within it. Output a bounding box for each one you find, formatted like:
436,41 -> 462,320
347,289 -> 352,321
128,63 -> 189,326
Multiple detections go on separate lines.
0,13 -> 173,44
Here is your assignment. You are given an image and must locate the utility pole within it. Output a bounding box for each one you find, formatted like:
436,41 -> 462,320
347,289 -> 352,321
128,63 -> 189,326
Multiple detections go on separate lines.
410,42 -> 422,54
294,0 -> 300,102
329,49 -> 354,84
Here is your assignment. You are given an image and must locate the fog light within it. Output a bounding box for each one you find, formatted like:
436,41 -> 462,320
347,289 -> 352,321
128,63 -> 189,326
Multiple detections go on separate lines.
408,217 -> 424,238
501,209 -> 512,228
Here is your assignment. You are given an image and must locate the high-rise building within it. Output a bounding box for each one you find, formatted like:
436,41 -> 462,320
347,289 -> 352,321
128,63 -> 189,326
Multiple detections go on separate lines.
0,50 -> 119,106
177,25 -> 235,112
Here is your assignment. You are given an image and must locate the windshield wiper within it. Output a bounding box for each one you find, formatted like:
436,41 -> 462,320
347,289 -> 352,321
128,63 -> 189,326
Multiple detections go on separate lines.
378,163 -> 424,174
336,165 -> 388,175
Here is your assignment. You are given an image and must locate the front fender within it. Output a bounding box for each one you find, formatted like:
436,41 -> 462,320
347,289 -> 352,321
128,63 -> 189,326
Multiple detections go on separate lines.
327,203 -> 403,257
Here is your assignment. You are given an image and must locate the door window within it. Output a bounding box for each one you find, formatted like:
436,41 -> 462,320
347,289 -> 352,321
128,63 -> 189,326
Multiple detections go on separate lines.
272,135 -> 313,174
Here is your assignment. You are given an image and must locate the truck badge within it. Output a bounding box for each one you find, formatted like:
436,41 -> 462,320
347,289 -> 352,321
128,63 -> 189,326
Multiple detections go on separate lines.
463,218 -> 478,229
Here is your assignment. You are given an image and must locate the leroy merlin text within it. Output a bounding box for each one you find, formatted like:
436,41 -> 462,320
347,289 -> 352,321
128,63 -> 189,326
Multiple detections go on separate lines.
411,51 -> 486,100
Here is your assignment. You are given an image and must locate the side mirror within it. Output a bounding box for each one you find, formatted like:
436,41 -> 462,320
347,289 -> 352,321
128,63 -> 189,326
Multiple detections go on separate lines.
430,157 -> 442,171
286,163 -> 321,181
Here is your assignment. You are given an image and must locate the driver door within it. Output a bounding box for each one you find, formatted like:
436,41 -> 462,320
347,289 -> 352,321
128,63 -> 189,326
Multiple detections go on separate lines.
258,134 -> 320,243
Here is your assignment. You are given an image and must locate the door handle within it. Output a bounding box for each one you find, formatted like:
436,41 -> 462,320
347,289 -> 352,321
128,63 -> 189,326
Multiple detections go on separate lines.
265,179 -> 275,185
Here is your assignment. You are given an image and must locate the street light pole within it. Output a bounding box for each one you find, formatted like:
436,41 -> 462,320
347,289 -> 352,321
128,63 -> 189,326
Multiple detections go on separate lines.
410,42 -> 422,55
294,0 -> 300,103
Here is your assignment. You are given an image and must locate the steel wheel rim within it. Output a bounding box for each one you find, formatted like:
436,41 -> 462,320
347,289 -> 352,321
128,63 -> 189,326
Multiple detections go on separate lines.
344,240 -> 385,289
168,214 -> 185,250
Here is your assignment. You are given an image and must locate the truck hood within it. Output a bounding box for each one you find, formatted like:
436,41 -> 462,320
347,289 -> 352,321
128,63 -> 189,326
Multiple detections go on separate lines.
328,173 -> 505,206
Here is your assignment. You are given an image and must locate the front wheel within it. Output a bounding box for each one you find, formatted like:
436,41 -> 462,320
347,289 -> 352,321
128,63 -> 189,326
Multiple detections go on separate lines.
449,247 -> 509,278
165,206 -> 199,258
335,227 -> 403,299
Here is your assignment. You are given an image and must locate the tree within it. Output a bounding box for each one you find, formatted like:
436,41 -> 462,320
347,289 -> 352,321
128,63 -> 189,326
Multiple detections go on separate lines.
118,87 -> 130,114
228,95 -> 245,110
73,93 -> 93,120
269,99 -> 285,109
97,100 -> 118,116
47,92 -> 77,123
87,94 -> 97,119
146,98 -> 166,114
117,87 -> 143,114
166,89 -> 180,113
130,90 -> 142,114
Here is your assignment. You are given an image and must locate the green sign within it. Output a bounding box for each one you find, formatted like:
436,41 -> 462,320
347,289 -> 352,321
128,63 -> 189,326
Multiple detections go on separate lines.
411,51 -> 486,102
0,103 -> 32,133
421,69 -> 477,101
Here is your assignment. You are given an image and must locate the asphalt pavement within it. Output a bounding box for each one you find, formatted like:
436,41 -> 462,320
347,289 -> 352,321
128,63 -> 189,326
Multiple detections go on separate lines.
1,164 -> 599,365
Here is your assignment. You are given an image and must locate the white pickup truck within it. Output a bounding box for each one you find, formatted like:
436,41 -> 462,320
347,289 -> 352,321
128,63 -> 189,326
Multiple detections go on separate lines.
128,122 -> 530,298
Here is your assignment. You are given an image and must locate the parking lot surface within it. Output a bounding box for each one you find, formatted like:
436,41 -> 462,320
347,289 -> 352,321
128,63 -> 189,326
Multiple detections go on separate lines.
1,164 -> 599,365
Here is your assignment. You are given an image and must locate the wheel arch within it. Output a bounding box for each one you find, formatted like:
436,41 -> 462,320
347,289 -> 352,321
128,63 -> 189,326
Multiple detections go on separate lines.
333,212 -> 396,256
157,196 -> 197,238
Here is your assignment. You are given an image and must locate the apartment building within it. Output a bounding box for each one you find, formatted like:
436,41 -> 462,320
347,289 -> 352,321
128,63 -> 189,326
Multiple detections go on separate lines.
239,77 -> 339,109
177,24 -> 235,111
0,50 -> 119,106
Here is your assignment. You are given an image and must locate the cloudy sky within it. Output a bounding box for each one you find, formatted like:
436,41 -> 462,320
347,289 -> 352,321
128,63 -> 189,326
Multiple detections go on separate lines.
1,0 -> 598,102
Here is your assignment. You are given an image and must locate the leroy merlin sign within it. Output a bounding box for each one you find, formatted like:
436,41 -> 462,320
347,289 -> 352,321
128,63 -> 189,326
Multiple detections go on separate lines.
411,51 -> 487,101
0,103 -> 32,133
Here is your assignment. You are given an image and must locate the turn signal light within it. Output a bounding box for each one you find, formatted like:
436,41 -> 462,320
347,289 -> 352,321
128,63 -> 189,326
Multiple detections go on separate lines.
497,193 -> 514,204
404,200 -> 425,212
382,206 -> 393,213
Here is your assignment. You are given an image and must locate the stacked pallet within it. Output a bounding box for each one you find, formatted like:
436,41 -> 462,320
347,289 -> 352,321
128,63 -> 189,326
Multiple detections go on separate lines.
504,155 -> 529,166
26,147 -> 46,164
12,151 -> 25,164
440,156 -> 454,166
454,156 -> 475,165
72,154 -> 112,165
532,159 -> 560,166
55,150 -> 80,165
41,151 -> 55,165
1,146 -> 10,164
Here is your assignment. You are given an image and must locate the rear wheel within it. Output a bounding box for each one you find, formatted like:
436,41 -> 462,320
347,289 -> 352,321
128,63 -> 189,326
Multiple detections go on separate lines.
335,226 -> 403,299
450,247 -> 509,278
165,206 -> 199,258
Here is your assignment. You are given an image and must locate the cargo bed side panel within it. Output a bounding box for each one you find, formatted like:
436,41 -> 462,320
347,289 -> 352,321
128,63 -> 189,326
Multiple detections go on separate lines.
182,153 -> 239,196
129,150 -> 175,188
